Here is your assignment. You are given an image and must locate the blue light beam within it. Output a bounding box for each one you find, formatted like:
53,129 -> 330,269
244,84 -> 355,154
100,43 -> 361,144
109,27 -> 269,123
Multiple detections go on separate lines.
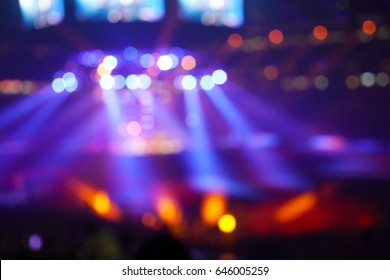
182,88 -> 230,193
206,85 -> 309,190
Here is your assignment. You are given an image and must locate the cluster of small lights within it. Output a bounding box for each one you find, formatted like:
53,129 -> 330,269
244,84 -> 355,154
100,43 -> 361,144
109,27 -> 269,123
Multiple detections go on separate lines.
0,79 -> 38,95
280,75 -> 330,91
262,70 -> 389,92
49,47 -> 229,96
76,0 -> 165,23
226,20 -> 390,52
346,72 -> 390,90
52,72 -> 79,93
19,0 -> 64,29
174,69 -> 228,91
101,133 -> 185,156
14,36 -> 388,98
139,192 -> 237,235
178,0 -> 244,28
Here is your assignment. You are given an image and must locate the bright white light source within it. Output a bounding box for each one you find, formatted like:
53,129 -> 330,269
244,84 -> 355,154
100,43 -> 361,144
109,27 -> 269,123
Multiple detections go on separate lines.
209,0 -> 226,10
20,0 -> 65,29
178,0 -> 243,27
52,78 -> 65,93
157,55 -> 174,71
126,74 -> 140,90
168,54 -> 179,68
19,0 -> 35,10
212,69 -> 228,85
120,0 -> 135,5
38,0 -> 53,12
63,72 -> 78,92
138,74 -> 152,89
361,72 -> 375,87
181,75 -> 197,91
200,75 -> 215,91
102,55 -> 118,71
99,75 -> 115,90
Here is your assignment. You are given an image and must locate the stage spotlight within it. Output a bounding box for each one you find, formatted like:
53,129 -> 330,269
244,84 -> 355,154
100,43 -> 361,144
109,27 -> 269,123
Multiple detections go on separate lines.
126,74 -> 140,90
75,0 -> 165,23
138,74 -> 152,89
181,75 -> 197,91
99,75 -> 115,90
178,0 -> 244,28
211,69 -> 228,85
52,78 -> 65,93
63,72 -> 78,92
102,55 -> 118,71
200,75 -> 215,91
19,0 -> 64,29
51,72 -> 78,93
157,55 -> 174,71
113,75 -> 126,90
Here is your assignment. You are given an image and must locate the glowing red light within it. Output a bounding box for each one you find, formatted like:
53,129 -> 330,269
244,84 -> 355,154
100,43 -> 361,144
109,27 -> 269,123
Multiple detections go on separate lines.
227,33 -> 243,48
313,25 -> 328,41
362,20 -> 376,35
268,29 -> 284,45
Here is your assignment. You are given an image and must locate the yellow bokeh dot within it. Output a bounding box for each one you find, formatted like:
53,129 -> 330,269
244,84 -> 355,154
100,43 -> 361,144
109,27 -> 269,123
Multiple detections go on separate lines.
218,214 -> 236,233
97,63 -> 112,77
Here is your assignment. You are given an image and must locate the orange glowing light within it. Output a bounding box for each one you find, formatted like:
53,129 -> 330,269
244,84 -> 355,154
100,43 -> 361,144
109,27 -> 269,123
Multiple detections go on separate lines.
69,179 -> 122,221
268,29 -> 284,45
93,191 -> 111,215
227,33 -> 243,48
313,25 -> 328,41
156,195 -> 182,226
201,193 -> 227,226
218,214 -> 237,233
362,20 -> 376,35
181,55 -> 196,71
274,192 -> 318,223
